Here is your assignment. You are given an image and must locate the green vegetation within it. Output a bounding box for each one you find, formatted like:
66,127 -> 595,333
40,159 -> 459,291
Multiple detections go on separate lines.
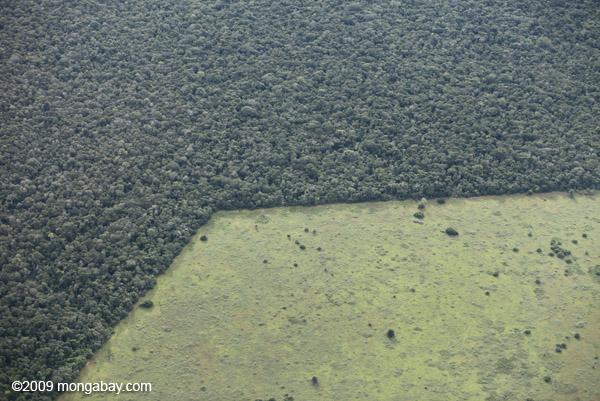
1,1 -> 599,398
413,211 -> 425,220
62,193 -> 599,401
445,227 -> 459,236
139,300 -> 154,309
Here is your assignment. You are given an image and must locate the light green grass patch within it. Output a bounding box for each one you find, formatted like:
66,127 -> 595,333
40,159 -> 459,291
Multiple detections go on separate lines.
62,192 -> 600,401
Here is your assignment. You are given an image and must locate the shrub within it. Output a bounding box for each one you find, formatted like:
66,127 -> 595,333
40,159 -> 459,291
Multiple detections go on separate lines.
445,227 -> 459,236
140,300 -> 154,309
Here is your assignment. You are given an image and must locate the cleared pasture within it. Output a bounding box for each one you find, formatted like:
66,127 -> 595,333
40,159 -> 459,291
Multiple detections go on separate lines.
63,193 -> 599,401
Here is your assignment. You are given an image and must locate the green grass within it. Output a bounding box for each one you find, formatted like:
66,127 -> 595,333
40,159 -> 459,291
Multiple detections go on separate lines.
62,192 -> 600,401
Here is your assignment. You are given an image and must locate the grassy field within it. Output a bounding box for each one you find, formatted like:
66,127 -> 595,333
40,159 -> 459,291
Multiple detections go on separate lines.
61,192 -> 599,401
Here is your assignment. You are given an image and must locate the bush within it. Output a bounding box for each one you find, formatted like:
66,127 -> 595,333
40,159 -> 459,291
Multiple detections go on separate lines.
445,227 -> 459,236
140,300 -> 154,309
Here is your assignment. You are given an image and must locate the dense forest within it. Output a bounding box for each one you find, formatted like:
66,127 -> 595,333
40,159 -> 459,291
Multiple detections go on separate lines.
1,1 -> 599,400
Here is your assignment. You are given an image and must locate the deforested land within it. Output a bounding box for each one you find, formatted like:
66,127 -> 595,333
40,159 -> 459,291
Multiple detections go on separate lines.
62,193 -> 600,401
